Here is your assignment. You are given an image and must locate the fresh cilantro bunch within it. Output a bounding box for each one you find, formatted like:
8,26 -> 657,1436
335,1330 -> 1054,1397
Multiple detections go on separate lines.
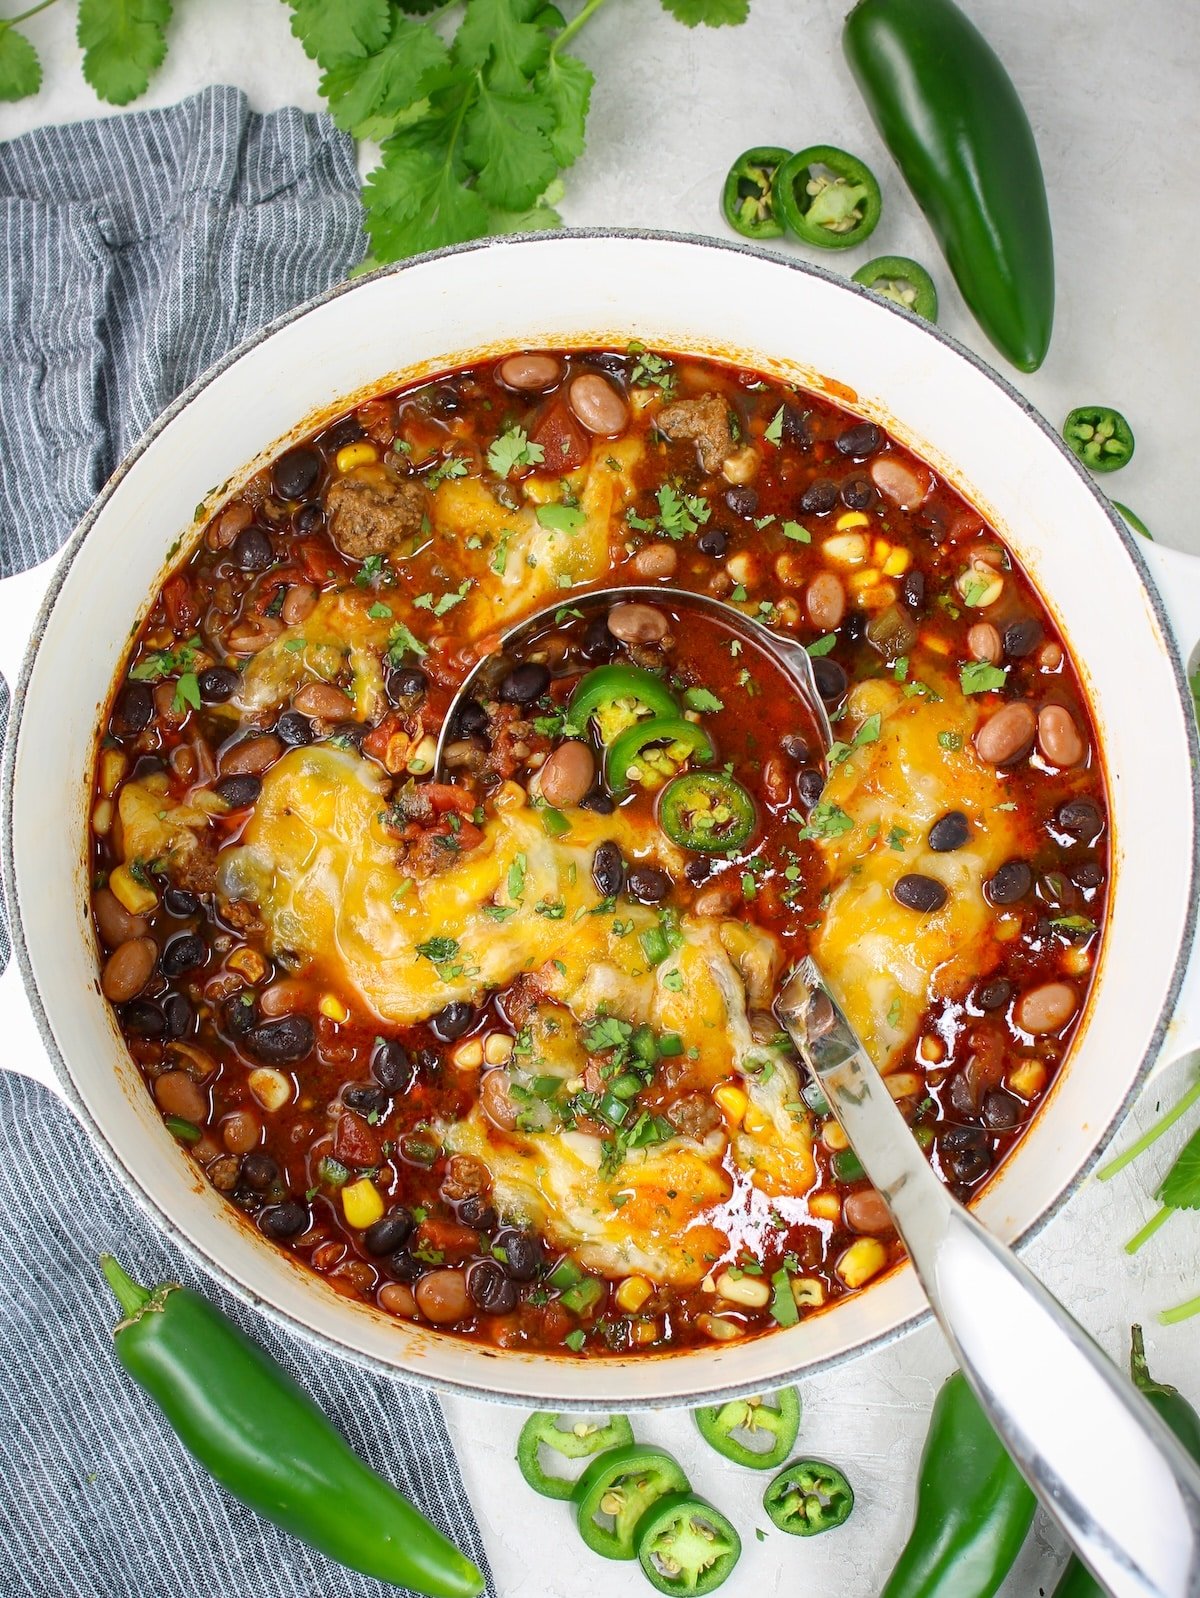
1,0 -> 171,104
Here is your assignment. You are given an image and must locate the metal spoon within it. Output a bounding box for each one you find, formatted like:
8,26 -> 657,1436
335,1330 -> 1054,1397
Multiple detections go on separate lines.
433,585 -> 834,779
778,957 -> 1200,1598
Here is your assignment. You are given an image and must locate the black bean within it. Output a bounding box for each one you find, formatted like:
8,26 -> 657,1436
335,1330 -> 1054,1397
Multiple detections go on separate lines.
274,445 -> 322,501
216,774 -> 263,808
581,617 -> 619,661
840,474 -> 875,511
986,860 -> 1033,905
372,1037 -> 413,1093
902,570 -> 926,610
626,866 -> 672,904
495,1229 -> 541,1280
388,666 -> 429,703
116,681 -> 153,732
332,720 -> 367,750
344,1083 -> 388,1116
780,733 -> 813,762
161,992 -> 193,1039
697,528 -> 729,559
389,1248 -> 422,1282
811,656 -> 848,704
121,999 -> 165,1038
198,666 -> 239,704
224,993 -> 257,1037
928,811 -> 969,853
724,485 -> 758,519
294,502 -> 324,534
275,710 -> 313,747
799,478 -> 839,515
323,416 -> 365,451
941,1128 -> 992,1185
415,1048 -> 440,1074
451,698 -> 488,740
591,841 -> 625,898
1056,799 -> 1104,843
232,527 -> 274,572
579,787 -> 614,815
797,768 -> 825,809
249,1015 -> 313,1063
684,858 -> 713,885
364,1208 -> 414,1255
1003,617 -> 1043,659
982,1089 -> 1022,1131
1071,860 -> 1105,890
163,887 -> 200,917
499,663 -> 550,705
835,422 -> 882,459
431,383 -> 465,415
894,874 -> 948,913
260,1202 -> 309,1240
976,978 -> 1013,1012
457,1194 -> 497,1231
781,405 -> 811,448
468,1259 -> 517,1313
161,932 -> 206,978
240,1151 -> 278,1190
431,1002 -> 474,1042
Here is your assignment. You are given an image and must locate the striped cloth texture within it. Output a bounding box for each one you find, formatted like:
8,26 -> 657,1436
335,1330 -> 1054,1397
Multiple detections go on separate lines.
0,87 -> 493,1598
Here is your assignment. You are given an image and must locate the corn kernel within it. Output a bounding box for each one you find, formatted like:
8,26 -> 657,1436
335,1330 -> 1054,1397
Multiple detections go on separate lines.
883,546 -> 912,577
227,947 -> 268,983
99,749 -> 127,797
92,799 -> 113,837
698,1313 -> 744,1343
1008,1059 -> 1048,1100
483,1033 -> 513,1066
335,442 -> 378,474
994,914 -> 1022,943
453,1039 -> 484,1071
247,1066 -> 293,1112
809,1191 -> 842,1222
715,1270 -> 771,1308
407,734 -> 437,775
726,551 -> 757,586
109,864 -> 158,916
792,1277 -> 826,1309
823,531 -> 869,565
834,510 -> 871,532
873,538 -> 891,563
743,1104 -> 771,1136
342,1177 -> 385,1229
837,1237 -> 888,1290
1062,944 -> 1093,977
616,1275 -> 653,1313
319,993 -> 350,1023
713,1083 -> 748,1125
885,1072 -> 923,1099
384,732 -> 412,774
919,630 -> 951,655
847,567 -> 882,592
852,581 -> 898,611
822,1121 -> 849,1152
631,1317 -> 659,1346
918,1034 -> 945,1064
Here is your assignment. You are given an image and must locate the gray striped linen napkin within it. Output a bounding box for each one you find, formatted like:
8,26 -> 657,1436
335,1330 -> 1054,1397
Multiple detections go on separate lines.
0,86 -> 493,1598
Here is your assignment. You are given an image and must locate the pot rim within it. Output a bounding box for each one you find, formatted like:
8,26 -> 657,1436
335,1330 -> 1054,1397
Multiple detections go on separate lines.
4,226 -> 1197,1409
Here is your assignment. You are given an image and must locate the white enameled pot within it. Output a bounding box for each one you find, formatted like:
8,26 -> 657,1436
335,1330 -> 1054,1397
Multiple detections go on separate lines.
4,231 -> 1200,1410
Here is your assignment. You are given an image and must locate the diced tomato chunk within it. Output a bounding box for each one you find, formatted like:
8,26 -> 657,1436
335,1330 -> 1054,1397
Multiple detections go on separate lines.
531,399 -> 589,472
332,1110 -> 381,1167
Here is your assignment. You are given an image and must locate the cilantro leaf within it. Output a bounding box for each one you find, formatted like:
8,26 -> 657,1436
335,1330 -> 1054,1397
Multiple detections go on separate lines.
659,0 -> 749,24
456,0 -> 550,93
77,0 -> 172,106
320,13 -> 449,139
683,687 -> 724,713
0,22 -> 41,101
465,80 -> 558,209
362,115 -> 491,261
1161,1126 -> 1200,1211
172,672 -> 201,715
769,1265 -> 799,1328
386,622 -> 428,662
288,0 -> 390,67
488,425 -> 544,476
959,661 -> 1008,695
536,503 -> 586,535
540,51 -> 593,166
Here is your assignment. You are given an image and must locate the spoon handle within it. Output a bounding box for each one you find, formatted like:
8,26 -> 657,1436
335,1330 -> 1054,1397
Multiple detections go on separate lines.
778,957 -> 1200,1598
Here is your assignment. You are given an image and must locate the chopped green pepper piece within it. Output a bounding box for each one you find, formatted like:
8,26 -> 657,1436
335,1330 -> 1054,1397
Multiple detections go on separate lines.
606,716 -> 715,796
694,1389 -> 801,1470
773,145 -> 882,250
721,146 -> 792,240
852,255 -> 938,321
832,1148 -> 865,1183
516,1412 -> 634,1500
658,771 -> 757,853
1063,406 -> 1135,473
574,1443 -> 691,1560
635,1492 -> 742,1594
763,1459 -> 855,1536
163,1115 -> 202,1145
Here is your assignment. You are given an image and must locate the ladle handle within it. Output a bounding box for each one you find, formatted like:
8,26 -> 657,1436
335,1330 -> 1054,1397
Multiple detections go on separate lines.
780,962 -> 1200,1598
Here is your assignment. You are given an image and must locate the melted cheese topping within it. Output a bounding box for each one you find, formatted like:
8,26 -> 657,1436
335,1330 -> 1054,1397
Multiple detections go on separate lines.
813,675 -> 1021,1065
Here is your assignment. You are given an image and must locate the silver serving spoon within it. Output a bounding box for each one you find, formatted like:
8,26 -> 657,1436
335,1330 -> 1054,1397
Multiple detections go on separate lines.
434,585 -> 834,779
778,959 -> 1200,1598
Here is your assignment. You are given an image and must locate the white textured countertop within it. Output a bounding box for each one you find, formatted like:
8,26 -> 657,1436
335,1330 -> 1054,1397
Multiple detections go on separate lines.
4,2 -> 1200,1592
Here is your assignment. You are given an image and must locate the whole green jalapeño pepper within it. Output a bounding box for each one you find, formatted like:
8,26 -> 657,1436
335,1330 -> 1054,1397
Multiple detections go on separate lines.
659,771 -> 757,853
880,1370 -> 1036,1597
844,0 -> 1054,371
1053,1327 -> 1200,1597
721,146 -> 792,240
606,715 -> 715,795
100,1256 -> 483,1598
694,1389 -> 801,1469
773,145 -> 882,250
574,1443 -> 691,1560
516,1411 -> 634,1500
634,1492 -> 742,1594
852,256 -> 938,322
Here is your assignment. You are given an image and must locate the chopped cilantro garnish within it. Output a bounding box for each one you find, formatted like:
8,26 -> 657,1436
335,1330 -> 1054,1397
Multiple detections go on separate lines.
536,502 -> 586,535
960,661 -> 1008,695
487,426 -> 544,477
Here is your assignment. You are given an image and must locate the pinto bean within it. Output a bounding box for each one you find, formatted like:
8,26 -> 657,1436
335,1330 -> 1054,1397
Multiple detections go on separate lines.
967,623 -> 1002,665
94,887 -> 148,948
219,733 -> 284,776
973,702 -> 1036,766
258,979 -> 313,1017
292,682 -> 354,721
693,877 -> 742,917
631,541 -> 679,580
226,615 -> 284,654
567,373 -> 628,436
607,602 -> 668,645
498,352 -> 562,391
480,1069 -> 521,1131
414,1268 -> 472,1324
101,937 -> 158,1002
281,583 -> 317,627
868,454 -> 930,508
221,1108 -> 261,1154
378,1282 -> 418,1318
1037,704 -> 1087,768
538,741 -> 595,808
843,1189 -> 895,1235
208,501 -> 253,550
806,572 -> 846,632
154,1070 -> 208,1123
1015,981 -> 1078,1036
